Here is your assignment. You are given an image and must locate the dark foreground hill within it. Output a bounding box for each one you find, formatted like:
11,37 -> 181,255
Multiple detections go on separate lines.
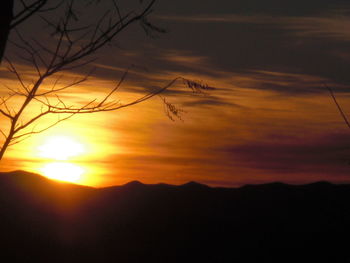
0,171 -> 350,263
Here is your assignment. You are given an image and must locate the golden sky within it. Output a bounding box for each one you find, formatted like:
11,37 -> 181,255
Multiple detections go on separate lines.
1,0 -> 350,187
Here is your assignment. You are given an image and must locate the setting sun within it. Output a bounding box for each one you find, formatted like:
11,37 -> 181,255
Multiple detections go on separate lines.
40,162 -> 84,183
38,136 -> 86,161
36,135 -> 87,183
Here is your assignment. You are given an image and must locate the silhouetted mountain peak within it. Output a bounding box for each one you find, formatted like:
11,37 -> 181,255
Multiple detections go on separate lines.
0,170 -> 51,185
0,170 -> 94,189
180,181 -> 209,189
122,180 -> 146,189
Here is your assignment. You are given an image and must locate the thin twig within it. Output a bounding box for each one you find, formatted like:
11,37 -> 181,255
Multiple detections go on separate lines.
325,84 -> 350,129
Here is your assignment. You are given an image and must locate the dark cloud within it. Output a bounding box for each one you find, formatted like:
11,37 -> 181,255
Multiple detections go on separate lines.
234,70 -> 350,94
181,97 -> 242,108
219,132 -> 350,174
151,16 -> 350,82
156,0 -> 349,16
6,0 -> 350,95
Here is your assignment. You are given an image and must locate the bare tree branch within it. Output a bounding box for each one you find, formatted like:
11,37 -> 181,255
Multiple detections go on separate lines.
10,0 -> 64,29
0,0 -> 212,161
325,84 -> 350,129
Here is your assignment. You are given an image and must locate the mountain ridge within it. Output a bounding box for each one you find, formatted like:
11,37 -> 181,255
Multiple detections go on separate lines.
0,170 -> 346,190
0,170 -> 349,263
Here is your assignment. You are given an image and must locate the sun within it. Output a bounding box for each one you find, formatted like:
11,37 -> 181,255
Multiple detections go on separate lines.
37,135 -> 87,183
40,162 -> 84,183
38,135 -> 85,161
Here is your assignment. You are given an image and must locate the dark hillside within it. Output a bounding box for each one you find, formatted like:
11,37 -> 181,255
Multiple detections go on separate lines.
0,171 -> 349,262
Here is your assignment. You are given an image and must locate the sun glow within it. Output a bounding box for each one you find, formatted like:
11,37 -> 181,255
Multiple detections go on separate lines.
40,162 -> 84,183
38,136 -> 85,161
36,135 -> 87,183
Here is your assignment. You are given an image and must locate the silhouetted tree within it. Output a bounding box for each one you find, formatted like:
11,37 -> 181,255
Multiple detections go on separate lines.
0,1 -> 14,62
0,0 -> 211,160
0,1 -> 58,62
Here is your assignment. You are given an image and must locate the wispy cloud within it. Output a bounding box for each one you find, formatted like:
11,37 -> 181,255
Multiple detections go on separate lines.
284,15 -> 350,41
156,13 -> 350,41
218,132 -> 350,176
155,14 -> 274,24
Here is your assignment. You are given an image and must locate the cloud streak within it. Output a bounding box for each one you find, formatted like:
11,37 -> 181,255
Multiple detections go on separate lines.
156,13 -> 350,41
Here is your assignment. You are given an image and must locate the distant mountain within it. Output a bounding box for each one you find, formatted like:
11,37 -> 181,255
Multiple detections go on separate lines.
0,171 -> 349,263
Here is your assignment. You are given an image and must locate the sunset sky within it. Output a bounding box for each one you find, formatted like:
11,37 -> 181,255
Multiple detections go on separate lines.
1,0 -> 350,187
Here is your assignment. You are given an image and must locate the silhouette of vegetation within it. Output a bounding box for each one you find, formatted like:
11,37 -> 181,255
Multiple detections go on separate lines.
0,1 -> 60,62
0,0 -> 211,160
